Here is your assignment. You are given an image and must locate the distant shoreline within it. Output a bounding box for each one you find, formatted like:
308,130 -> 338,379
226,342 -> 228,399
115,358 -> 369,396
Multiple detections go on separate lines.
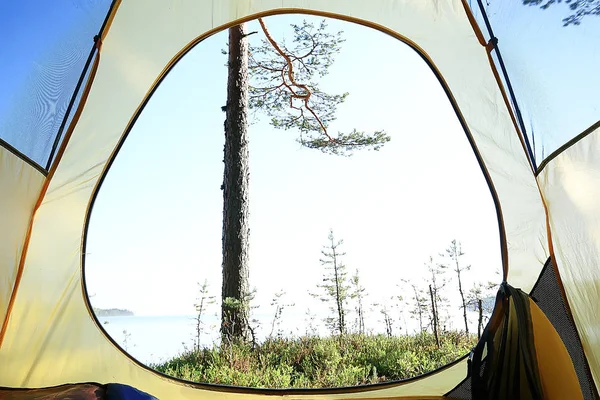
93,307 -> 134,317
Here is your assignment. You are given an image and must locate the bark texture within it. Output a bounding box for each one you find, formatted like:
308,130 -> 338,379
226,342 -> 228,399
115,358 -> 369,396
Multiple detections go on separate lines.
221,24 -> 250,339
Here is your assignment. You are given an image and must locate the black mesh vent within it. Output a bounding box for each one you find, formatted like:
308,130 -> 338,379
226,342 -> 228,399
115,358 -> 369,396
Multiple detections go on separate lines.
445,359 -> 487,399
446,258 -> 597,399
529,258 -> 597,400
445,372 -> 472,399
0,1 -> 112,169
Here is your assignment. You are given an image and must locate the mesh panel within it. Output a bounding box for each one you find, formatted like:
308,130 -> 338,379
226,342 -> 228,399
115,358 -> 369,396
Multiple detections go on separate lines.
0,1 -> 112,169
530,259 -> 597,400
445,375 -> 472,399
466,0 -> 600,166
445,359 -> 486,399
447,257 -> 598,399
46,49 -> 99,169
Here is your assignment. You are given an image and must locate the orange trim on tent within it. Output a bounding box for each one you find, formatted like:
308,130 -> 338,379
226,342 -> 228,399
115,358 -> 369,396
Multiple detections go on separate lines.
461,0 -> 487,47
0,32 -> 106,350
460,0 -> 535,180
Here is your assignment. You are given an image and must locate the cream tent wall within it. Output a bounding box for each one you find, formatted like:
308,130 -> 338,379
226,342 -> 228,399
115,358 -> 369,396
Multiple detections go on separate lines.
0,146 -> 45,331
537,122 -> 600,387
0,0 -> 570,398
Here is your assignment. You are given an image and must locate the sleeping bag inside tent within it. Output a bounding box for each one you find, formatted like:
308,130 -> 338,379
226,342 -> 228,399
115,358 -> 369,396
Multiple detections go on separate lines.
1,0 -> 599,399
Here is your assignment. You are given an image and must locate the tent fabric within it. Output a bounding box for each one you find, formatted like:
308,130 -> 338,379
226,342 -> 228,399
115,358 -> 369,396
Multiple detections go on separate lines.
466,0 -> 600,166
0,0 -> 112,170
0,0 -> 596,398
537,122 -> 600,389
0,146 -> 45,337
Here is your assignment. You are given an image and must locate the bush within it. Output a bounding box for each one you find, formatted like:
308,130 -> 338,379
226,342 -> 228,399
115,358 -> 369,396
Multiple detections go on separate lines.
152,332 -> 476,388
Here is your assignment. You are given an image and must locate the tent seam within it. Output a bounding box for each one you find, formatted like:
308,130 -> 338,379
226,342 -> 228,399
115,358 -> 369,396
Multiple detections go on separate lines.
537,185 -> 600,398
0,0 -> 121,349
0,138 -> 48,176
536,120 -> 600,176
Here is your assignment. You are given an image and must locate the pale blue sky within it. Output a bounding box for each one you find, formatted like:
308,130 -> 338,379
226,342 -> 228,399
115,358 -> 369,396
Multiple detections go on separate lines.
85,15 -> 501,338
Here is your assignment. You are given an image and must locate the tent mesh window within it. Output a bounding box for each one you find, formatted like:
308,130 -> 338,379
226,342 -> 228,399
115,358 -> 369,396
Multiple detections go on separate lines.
466,0 -> 600,165
445,359 -> 487,399
0,1 -> 112,169
530,258 -> 597,400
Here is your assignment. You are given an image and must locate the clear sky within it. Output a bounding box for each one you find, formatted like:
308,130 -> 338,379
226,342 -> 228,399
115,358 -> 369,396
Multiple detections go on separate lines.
85,14 -> 502,338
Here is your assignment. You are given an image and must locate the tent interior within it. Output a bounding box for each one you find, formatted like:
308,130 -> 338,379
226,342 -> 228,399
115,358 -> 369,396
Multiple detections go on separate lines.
0,0 -> 599,399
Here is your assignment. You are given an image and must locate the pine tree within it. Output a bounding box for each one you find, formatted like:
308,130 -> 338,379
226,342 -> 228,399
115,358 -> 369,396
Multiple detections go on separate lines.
426,256 -> 447,346
311,230 -> 351,335
402,279 -> 428,333
269,289 -> 294,338
468,279 -> 498,339
194,279 -> 216,351
376,301 -> 394,337
442,240 -> 471,334
350,269 -> 367,334
221,18 -> 390,340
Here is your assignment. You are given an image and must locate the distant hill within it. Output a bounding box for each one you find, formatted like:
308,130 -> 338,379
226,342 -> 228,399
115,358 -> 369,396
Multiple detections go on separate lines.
93,307 -> 134,317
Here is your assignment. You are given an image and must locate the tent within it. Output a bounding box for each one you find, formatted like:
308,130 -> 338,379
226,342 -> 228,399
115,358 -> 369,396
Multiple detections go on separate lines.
0,0 -> 599,398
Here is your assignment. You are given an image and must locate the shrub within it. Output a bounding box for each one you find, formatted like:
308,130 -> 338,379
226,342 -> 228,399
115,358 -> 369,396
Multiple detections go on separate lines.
152,332 -> 476,388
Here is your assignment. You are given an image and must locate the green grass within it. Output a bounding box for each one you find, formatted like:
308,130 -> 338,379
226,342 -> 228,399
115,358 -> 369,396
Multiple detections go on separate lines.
152,332 -> 477,388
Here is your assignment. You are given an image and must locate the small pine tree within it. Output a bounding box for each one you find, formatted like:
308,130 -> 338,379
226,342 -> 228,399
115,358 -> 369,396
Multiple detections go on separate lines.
311,230 -> 351,336
426,256 -> 447,346
442,240 -> 471,334
194,279 -> 216,351
402,279 -> 429,333
269,289 -> 294,338
350,269 -> 367,334
221,287 -> 259,345
468,278 -> 498,339
304,308 -> 318,336
374,300 -> 394,337
391,293 -> 404,334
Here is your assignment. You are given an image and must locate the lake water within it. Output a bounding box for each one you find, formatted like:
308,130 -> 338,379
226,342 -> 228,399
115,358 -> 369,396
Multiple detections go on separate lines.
99,315 -> 208,365
98,313 -> 311,365
99,309 -> 487,366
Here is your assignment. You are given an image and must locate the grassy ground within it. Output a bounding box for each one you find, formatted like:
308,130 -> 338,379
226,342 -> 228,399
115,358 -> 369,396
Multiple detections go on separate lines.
152,332 -> 477,388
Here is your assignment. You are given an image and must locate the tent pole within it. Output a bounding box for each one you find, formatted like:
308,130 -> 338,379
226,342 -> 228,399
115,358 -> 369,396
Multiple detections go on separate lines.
475,0 -> 538,171
45,0 -> 120,171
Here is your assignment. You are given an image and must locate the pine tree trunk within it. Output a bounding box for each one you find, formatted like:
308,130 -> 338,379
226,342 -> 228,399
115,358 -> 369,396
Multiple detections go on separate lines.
478,299 -> 483,339
457,270 -> 469,334
358,296 -> 364,334
332,243 -> 344,336
221,24 -> 250,340
429,284 -> 440,347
